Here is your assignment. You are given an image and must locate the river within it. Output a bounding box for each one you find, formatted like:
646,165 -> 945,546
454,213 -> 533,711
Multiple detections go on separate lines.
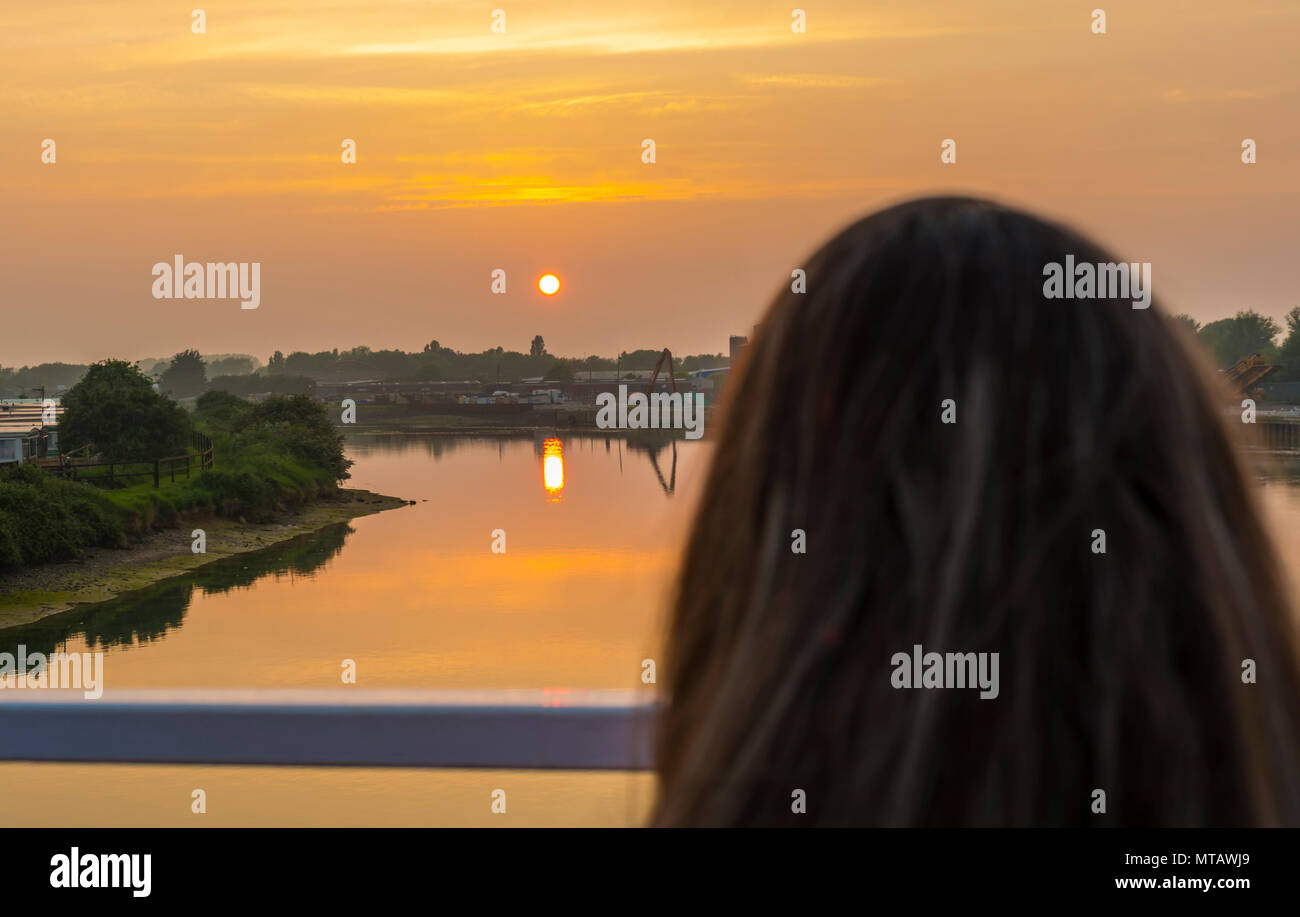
4,438 -> 1300,826
0,433 -> 711,826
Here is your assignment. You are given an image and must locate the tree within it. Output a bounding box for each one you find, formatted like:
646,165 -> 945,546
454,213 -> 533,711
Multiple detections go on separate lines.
1272,307 -> 1300,381
193,389 -> 252,428
1170,314 -> 1201,335
543,360 -> 575,382
267,350 -> 285,374
207,355 -> 257,376
159,349 -> 207,398
1197,310 -> 1280,368
530,335 -> 546,358
59,360 -> 190,461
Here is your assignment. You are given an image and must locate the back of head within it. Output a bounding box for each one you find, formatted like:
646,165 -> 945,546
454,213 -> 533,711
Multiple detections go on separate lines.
653,196 -> 1300,826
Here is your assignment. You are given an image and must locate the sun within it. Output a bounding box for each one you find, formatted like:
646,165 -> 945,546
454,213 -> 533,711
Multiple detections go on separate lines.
538,273 -> 560,295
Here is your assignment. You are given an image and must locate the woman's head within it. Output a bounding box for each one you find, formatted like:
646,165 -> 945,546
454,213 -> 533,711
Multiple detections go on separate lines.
653,196 -> 1300,826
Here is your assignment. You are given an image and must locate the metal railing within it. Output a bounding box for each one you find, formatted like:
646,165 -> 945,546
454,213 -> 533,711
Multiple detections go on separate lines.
0,689 -> 656,771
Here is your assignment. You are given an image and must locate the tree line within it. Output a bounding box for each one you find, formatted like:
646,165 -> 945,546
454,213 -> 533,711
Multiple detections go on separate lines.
1172,308 -> 1300,378
1,337 -> 730,399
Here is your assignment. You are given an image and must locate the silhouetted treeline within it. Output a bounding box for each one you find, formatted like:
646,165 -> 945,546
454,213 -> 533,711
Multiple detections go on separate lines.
0,362 -> 87,395
1171,308 -> 1300,376
263,340 -> 728,383
1,339 -> 729,396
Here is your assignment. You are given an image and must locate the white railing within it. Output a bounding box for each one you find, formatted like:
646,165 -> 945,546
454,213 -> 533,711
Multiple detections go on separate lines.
0,689 -> 656,770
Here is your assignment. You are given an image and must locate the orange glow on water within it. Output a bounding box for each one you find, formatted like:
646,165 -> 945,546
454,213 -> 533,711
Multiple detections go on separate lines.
542,437 -> 564,500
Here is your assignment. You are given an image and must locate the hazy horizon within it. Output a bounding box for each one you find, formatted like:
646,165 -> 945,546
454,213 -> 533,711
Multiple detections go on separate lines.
0,340 -> 732,374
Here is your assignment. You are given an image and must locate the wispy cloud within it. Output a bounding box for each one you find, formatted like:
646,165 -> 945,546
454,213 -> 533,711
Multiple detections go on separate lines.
1161,87 -> 1285,103
739,74 -> 897,89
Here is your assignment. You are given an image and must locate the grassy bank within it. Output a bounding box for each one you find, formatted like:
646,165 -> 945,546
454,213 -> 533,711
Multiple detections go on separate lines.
0,392 -> 355,572
0,489 -> 408,629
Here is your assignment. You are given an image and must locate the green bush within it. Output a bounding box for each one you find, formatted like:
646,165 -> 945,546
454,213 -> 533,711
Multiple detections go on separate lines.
196,469 -> 274,517
0,516 -> 22,568
0,464 -> 126,569
0,393 -> 354,573
543,360 -> 575,382
194,390 -> 252,428
196,393 -> 352,482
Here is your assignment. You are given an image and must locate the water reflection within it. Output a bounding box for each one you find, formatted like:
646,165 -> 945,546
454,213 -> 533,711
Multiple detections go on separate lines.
542,438 -> 564,501
10,439 -> 1300,687
351,431 -> 688,499
629,439 -> 678,496
1,523 -> 353,660
349,432 -> 529,460
7,437 -> 1300,827
0,433 -> 709,691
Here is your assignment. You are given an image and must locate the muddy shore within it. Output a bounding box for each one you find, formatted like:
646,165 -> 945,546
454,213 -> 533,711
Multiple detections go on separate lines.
0,489 -> 408,630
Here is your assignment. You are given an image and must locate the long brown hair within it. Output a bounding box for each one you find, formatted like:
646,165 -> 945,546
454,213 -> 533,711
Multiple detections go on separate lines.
653,196 -> 1300,826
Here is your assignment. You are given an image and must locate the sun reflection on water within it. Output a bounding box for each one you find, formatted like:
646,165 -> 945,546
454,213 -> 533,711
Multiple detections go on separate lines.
542,437 -> 564,501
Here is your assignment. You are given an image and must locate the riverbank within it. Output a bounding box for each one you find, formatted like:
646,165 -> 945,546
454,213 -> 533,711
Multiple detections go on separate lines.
0,488 -> 408,630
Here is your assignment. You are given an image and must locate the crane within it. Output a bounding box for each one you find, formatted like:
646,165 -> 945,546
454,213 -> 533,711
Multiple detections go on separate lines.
1221,353 -> 1276,394
645,348 -> 678,395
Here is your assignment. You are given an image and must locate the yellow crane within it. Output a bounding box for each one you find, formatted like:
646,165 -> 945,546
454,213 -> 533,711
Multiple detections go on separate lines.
1221,353 -> 1277,394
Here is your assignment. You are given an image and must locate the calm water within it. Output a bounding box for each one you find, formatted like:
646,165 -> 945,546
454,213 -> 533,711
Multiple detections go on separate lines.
0,433 -> 711,826
5,438 -> 1300,826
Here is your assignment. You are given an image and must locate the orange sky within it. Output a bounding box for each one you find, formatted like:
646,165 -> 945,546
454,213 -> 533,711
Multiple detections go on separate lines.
2,0 -> 1297,366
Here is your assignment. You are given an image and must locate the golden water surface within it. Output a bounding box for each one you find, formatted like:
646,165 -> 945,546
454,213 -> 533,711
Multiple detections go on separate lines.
0,434 -> 708,827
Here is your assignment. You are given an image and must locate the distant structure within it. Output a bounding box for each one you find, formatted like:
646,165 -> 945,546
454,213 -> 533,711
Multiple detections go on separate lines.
729,335 -> 748,362
0,401 -> 59,465
1220,352 -> 1276,395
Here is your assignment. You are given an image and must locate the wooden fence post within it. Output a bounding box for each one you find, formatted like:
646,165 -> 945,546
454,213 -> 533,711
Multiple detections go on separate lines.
153,460 -> 159,488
